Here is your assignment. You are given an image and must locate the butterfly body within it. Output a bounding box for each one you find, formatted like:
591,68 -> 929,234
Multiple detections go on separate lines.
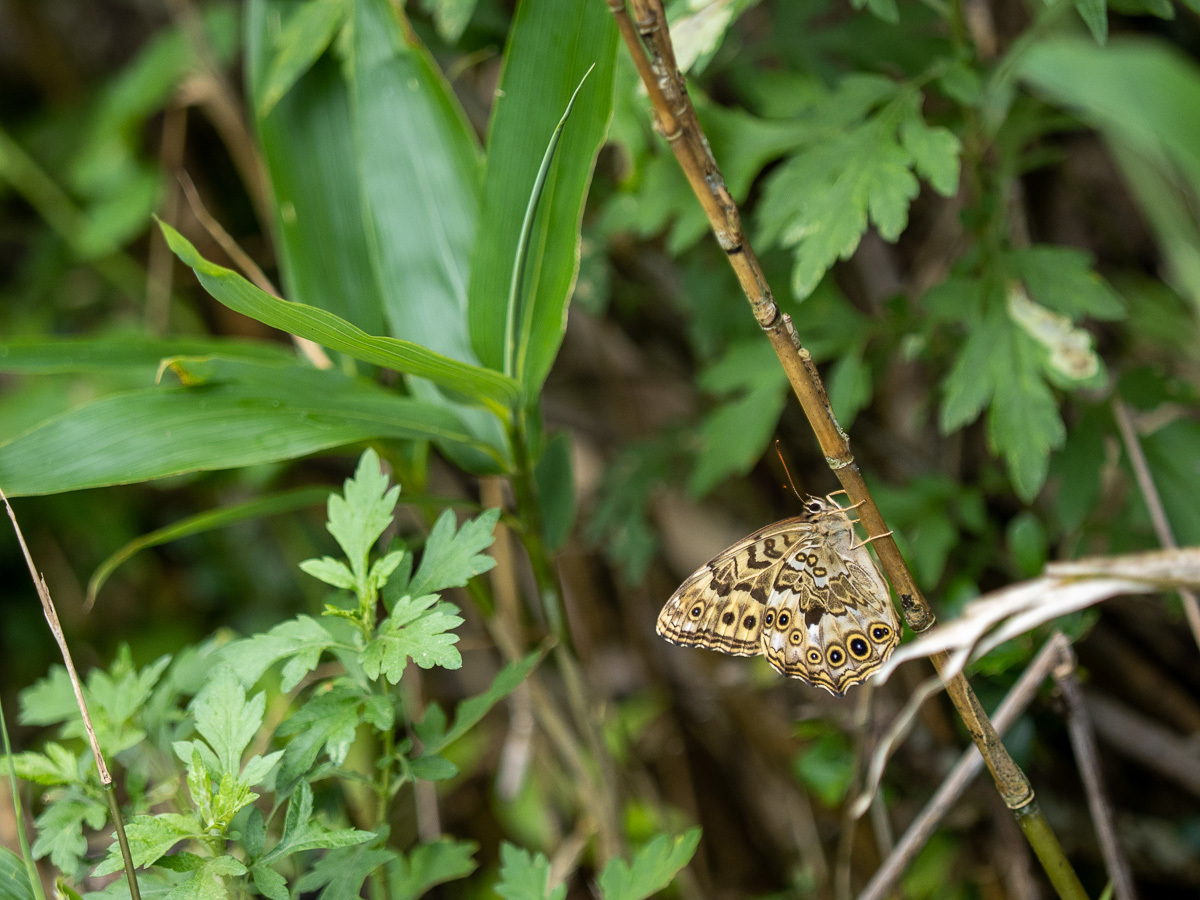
656,495 -> 901,695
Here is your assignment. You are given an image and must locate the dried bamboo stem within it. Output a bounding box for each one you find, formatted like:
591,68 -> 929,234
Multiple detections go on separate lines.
605,2 -> 1084,895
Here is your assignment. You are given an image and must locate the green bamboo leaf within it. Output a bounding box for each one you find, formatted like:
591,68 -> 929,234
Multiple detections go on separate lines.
467,0 -> 618,398
85,486 -> 331,607
350,0 -> 482,365
0,360 -> 505,497
246,0 -> 386,335
0,335 -> 293,377
161,222 -> 518,412
257,0 -> 349,118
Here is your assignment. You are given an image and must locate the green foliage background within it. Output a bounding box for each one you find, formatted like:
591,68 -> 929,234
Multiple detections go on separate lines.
2,0 -> 1200,895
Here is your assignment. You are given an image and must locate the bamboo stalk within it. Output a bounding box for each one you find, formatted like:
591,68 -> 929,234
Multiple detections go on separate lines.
604,2 -> 1086,895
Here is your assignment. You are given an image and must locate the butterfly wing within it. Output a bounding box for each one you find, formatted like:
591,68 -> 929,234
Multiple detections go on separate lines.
656,518 -> 811,657
760,510 -> 902,694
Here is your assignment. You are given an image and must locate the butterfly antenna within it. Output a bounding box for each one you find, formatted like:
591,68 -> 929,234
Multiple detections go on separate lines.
775,439 -> 803,501
850,530 -> 894,551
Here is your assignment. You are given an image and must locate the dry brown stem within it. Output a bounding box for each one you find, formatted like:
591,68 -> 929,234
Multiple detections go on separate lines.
1053,644 -> 1138,900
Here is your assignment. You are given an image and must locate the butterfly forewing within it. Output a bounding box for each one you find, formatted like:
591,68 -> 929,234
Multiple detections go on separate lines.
657,497 -> 902,694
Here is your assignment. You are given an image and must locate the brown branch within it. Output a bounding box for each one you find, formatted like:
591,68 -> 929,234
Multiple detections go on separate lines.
604,5 -> 1084,894
1053,644 -> 1138,900
1112,396 -> 1200,651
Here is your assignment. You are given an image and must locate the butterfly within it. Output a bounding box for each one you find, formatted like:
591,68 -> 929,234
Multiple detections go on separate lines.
656,493 -> 901,694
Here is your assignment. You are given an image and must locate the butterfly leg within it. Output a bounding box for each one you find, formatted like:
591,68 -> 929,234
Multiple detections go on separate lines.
849,530 -> 894,551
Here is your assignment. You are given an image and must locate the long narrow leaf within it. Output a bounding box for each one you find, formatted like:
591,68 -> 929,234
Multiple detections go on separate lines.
162,223 -> 518,412
0,361 -> 506,496
0,335 -> 293,377
86,486 -> 332,607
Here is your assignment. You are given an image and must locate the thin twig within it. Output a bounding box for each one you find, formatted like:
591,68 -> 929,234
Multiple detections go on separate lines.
1053,644 -> 1138,900
858,633 -> 1070,900
176,170 -> 333,370
1085,690 -> 1200,798
836,686 -> 877,900
1,488 -> 141,900
1112,395 -> 1200,652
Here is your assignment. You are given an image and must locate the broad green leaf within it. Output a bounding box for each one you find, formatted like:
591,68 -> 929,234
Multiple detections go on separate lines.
0,848 -> 36,900
940,303 -> 1003,432
258,0 -> 348,117
826,346 -> 873,429
246,0 -> 386,334
850,0 -> 900,24
162,223 -> 517,412
362,595 -> 464,681
468,0 -> 618,396
494,844 -> 564,900
415,650 -> 542,755
596,829 -> 702,900
1074,0 -> 1107,44
250,866 -> 288,900
295,844 -> 396,900
88,486 -> 330,606
0,360 -> 504,497
407,507 -> 500,598
93,814 -> 202,875
407,754 -> 458,781
387,838 -> 477,900
794,727 -> 855,806
350,0 -> 481,366
259,783 -> 374,866
689,382 -> 787,496
0,335 -> 292,378
191,671 -> 265,778
1140,418 -> 1200,545
220,615 -> 339,691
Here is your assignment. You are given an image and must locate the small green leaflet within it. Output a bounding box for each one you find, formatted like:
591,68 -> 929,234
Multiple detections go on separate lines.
179,671 -> 265,779
257,782 -> 374,867
406,507 -> 500,598
387,838 -> 477,900
273,685 -> 366,797
362,594 -> 464,682
33,794 -> 106,874
157,856 -> 247,900
219,616 -> 339,692
9,742 -> 78,786
596,829 -> 702,900
494,844 -> 565,900
320,448 -> 400,596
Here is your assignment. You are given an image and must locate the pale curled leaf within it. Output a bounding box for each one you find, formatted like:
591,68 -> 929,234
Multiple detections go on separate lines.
875,547 -> 1200,685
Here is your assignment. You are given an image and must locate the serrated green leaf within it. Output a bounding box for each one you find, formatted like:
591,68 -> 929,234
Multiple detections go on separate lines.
220,616 -> 338,692
259,783 -> 374,866
93,814 -> 202,876
34,795 -> 105,874
1005,246 -> 1125,320
415,651 -> 542,755
362,596 -> 463,681
160,856 -> 247,900
191,671 -> 265,778
387,838 -> 477,900
274,686 -> 363,797
494,844 -> 564,900
161,222 -> 518,412
596,829 -> 702,900
9,743 -> 78,786
986,329 -> 1066,501
940,304 -> 1003,432
251,865 -> 289,900
325,448 -> 399,588
258,0 -> 348,117
899,113 -> 961,196
407,507 -> 500,597
295,844 -> 396,900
